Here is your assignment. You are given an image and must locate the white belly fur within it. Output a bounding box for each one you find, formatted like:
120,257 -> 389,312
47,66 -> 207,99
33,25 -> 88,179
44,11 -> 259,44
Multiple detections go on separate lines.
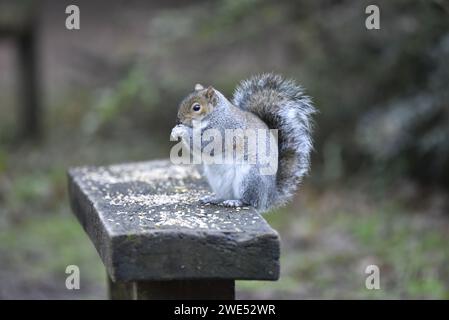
203,164 -> 251,200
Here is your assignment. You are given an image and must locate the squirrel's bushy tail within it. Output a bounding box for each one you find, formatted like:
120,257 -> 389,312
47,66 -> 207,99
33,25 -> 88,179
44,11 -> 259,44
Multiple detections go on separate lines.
232,73 -> 316,208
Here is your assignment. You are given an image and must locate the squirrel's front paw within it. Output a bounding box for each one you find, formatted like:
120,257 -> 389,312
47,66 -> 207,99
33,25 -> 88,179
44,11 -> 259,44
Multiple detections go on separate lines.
199,195 -> 221,205
221,200 -> 244,208
170,125 -> 189,140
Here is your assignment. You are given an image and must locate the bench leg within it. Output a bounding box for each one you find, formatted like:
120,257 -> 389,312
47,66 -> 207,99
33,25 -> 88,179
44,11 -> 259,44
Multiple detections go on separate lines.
108,276 -> 235,300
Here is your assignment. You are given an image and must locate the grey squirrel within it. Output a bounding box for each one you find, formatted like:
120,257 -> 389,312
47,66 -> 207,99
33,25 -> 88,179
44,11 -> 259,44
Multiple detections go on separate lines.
171,73 -> 316,213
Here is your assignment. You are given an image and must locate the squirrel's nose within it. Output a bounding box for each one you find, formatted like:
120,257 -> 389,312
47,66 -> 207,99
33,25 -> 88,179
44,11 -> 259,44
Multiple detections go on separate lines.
176,118 -> 181,125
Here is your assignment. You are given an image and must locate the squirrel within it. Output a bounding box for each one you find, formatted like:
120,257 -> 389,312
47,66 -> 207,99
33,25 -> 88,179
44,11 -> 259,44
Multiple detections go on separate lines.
171,73 -> 316,213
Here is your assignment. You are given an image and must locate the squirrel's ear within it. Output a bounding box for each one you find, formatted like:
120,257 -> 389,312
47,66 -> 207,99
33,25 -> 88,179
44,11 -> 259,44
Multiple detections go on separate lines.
205,86 -> 215,100
194,83 -> 204,91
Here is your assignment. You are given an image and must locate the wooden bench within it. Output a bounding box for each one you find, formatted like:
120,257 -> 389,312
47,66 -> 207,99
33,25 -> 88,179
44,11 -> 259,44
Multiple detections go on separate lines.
68,160 -> 280,299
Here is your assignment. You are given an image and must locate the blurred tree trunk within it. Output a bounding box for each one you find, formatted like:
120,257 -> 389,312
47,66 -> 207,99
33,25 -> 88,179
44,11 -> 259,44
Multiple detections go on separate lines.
17,19 -> 41,140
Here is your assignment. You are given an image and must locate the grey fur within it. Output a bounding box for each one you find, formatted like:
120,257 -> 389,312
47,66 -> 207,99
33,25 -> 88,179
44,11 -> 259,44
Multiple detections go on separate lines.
232,73 -> 316,209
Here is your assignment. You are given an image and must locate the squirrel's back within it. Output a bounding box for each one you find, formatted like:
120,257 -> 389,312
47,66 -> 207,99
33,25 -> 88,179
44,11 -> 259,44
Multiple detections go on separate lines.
232,73 -> 316,208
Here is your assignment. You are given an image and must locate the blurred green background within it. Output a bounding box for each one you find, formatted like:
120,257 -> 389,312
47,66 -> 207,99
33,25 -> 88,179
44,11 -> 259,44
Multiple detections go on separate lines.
0,0 -> 448,299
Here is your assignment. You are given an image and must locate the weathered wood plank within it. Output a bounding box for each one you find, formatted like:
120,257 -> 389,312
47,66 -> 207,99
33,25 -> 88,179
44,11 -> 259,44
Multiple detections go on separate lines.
68,160 -> 280,282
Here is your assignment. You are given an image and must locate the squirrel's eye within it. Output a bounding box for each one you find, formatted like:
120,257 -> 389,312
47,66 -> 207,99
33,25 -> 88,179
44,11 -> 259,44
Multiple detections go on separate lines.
192,103 -> 201,112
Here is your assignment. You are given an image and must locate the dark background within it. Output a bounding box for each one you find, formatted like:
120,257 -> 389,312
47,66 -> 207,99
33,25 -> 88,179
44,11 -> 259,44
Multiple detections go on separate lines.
0,0 -> 448,299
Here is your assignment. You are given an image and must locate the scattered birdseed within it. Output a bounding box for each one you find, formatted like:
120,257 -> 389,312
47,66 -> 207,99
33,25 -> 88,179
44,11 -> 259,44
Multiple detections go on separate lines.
72,161 -> 267,232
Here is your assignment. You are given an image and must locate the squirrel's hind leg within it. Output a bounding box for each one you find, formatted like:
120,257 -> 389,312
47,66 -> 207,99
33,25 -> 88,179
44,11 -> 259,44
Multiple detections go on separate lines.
199,195 -> 222,205
221,199 -> 245,208
200,196 -> 247,208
